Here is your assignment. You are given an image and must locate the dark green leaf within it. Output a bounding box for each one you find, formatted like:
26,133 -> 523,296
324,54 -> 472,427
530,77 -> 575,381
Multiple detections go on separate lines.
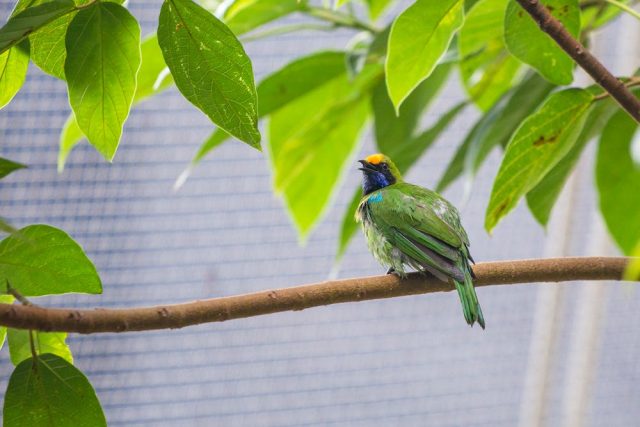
458,0 -> 520,111
0,41 -> 29,110
373,63 -> 451,154
436,73 -> 555,192
0,0 -> 75,55
225,0 -> 307,35
59,33 -> 173,171
4,354 -> 106,427
526,98 -> 617,225
596,110 -> 640,254
0,295 -> 14,352
0,224 -> 101,296
158,0 -> 260,147
7,329 -> 73,366
386,0 -> 463,110
269,65 -> 380,238
65,2 -> 141,161
336,188 -> 362,260
504,0 -> 580,85
485,88 -> 593,232
0,157 -> 27,179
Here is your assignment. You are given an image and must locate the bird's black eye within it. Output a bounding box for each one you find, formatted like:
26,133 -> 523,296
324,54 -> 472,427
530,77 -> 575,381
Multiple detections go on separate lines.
381,163 -> 389,171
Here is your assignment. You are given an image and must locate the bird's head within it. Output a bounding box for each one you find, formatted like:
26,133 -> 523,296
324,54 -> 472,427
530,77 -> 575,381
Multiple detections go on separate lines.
358,153 -> 402,195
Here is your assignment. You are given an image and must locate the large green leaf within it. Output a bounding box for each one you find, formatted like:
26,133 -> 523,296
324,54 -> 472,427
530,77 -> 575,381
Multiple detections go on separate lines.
373,63 -> 451,154
4,354 -> 106,427
0,157 -> 27,179
65,2 -> 141,161
485,88 -> 593,232
0,295 -> 14,352
225,0 -> 306,35
0,0 -> 76,55
59,33 -> 173,171
596,110 -> 640,254
385,0 -> 463,110
436,73 -> 555,192
458,0 -> 520,111
7,329 -> 73,366
177,51 -> 348,187
526,98 -> 617,226
504,0 -> 580,85
269,65 -> 380,238
158,0 -> 260,148
0,224 -> 101,296
0,41 -> 29,110
337,102 -> 466,259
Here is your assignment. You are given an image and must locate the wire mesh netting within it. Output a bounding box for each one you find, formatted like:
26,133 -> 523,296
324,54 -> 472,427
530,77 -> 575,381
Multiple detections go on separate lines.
1,1 -> 640,426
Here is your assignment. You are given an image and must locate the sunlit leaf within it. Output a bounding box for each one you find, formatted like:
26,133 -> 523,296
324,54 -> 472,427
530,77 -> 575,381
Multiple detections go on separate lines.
625,243 -> 640,281
0,224 -> 101,296
225,0 -> 307,35
0,41 -> 28,110
65,1 -> 141,161
504,0 -> 580,85
485,88 -> 593,232
386,0 -> 463,110
366,0 -> 394,20
458,0 -> 520,111
526,98 -> 617,225
4,354 -> 106,427
158,0 -> 260,147
7,329 -> 73,366
596,110 -> 640,254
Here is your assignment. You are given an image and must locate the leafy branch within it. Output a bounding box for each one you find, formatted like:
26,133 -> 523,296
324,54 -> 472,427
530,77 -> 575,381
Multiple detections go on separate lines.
0,257 -> 632,334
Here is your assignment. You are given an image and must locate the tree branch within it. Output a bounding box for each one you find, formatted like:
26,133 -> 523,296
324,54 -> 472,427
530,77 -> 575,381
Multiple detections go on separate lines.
516,0 -> 640,123
0,257 -> 633,334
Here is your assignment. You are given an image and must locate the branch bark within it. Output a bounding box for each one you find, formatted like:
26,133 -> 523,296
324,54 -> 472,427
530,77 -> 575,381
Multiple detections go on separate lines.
0,257 -> 633,334
516,0 -> 640,123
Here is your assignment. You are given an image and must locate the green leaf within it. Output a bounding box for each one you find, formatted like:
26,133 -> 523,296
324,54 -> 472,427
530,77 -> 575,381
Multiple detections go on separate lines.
373,63 -> 451,154
58,33 -> 172,171
4,354 -> 106,427
366,0 -> 394,20
158,0 -> 260,148
436,73 -> 555,192
485,88 -> 593,232
65,2 -> 141,161
225,0 -> 307,35
0,224 -> 101,296
504,0 -> 580,85
0,157 -> 27,179
581,2 -> 624,29
526,98 -> 617,225
625,243 -> 640,281
0,41 -> 29,110
0,295 -> 14,352
596,110 -> 640,254
385,0 -> 463,110
458,0 -> 521,111
269,65 -> 380,238
177,51 -> 348,187
337,101 -> 465,259
7,329 -> 73,366
0,0 -> 76,55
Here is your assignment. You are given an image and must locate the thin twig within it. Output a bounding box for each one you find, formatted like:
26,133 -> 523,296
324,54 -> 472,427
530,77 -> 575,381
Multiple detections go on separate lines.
240,23 -> 337,43
0,257 -> 633,334
516,0 -> 640,123
304,6 -> 380,33
6,280 -> 32,306
594,77 -> 640,100
603,0 -> 640,20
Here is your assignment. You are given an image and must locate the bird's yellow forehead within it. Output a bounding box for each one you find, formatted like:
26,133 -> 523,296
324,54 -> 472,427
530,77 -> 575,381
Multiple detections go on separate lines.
365,153 -> 385,165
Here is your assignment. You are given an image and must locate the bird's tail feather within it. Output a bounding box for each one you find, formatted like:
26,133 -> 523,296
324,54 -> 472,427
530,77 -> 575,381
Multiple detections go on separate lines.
454,261 -> 485,329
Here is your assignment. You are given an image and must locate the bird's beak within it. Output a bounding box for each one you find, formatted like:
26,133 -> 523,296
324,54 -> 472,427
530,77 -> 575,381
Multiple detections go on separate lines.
358,160 -> 377,173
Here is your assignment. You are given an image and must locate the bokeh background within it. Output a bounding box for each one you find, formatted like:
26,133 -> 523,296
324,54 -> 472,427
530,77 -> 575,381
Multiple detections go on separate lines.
1,1 -> 639,426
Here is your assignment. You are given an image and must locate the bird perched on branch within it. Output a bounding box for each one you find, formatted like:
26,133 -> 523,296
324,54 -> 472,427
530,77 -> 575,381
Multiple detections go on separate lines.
355,153 -> 485,329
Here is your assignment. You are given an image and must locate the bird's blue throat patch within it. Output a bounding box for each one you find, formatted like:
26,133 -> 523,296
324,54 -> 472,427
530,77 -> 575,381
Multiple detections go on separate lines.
368,192 -> 383,203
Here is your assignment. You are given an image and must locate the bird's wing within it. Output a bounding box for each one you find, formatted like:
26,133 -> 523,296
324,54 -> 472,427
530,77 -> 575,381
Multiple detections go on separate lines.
368,184 -> 470,281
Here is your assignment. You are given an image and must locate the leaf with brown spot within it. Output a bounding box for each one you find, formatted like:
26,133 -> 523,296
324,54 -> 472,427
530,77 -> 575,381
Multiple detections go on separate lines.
485,88 -> 593,232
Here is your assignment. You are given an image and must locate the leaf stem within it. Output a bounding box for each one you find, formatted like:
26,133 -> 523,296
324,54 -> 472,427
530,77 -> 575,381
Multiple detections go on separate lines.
593,77 -> 640,100
602,0 -> 640,20
6,280 -> 33,306
240,23 -> 337,43
304,6 -> 380,33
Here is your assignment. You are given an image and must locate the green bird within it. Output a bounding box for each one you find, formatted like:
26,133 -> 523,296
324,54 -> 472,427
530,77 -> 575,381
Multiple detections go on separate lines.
355,153 -> 485,329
